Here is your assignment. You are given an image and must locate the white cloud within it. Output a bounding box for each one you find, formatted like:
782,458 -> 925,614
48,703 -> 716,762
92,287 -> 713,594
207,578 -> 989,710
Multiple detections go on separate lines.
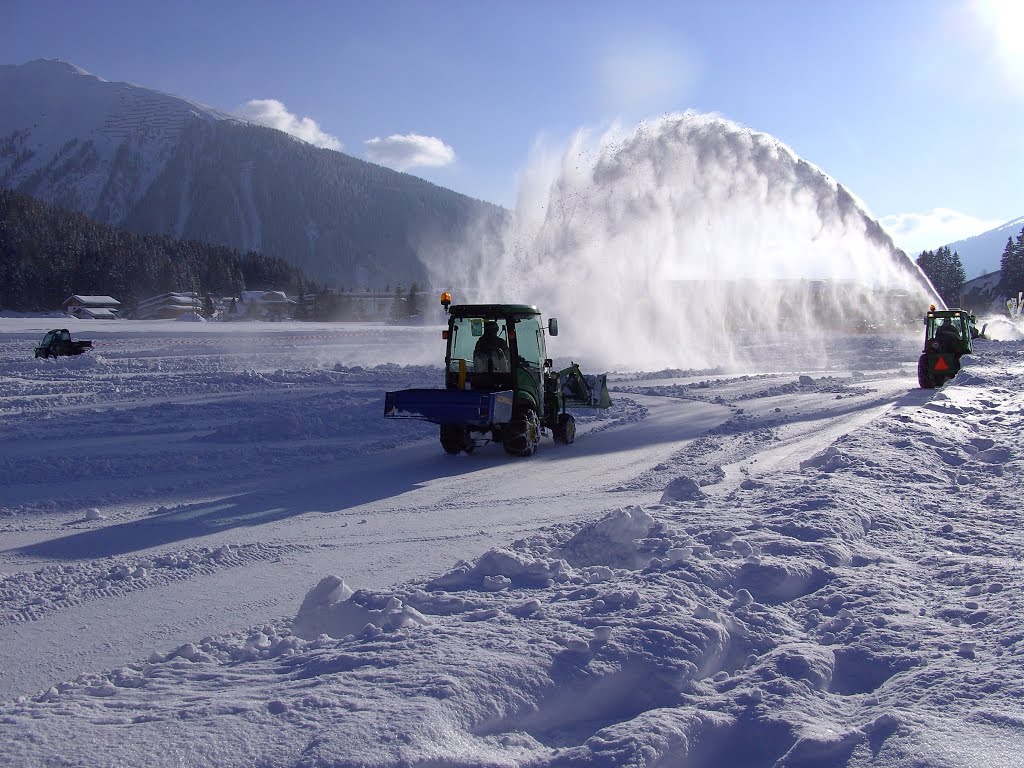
237,99 -> 342,151
879,208 -> 1006,254
363,134 -> 456,171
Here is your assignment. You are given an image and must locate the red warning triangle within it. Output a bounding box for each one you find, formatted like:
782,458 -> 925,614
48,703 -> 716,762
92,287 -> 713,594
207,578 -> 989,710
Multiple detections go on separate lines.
934,356 -> 950,372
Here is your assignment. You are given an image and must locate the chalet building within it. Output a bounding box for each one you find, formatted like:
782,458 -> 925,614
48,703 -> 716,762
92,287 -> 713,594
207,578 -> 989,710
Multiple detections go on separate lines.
135,292 -> 202,320
959,271 -> 1007,314
238,290 -> 296,320
64,295 -> 121,319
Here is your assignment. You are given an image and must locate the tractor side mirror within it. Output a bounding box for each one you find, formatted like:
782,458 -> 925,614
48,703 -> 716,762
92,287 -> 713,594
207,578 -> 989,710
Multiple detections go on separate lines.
548,318 -> 558,336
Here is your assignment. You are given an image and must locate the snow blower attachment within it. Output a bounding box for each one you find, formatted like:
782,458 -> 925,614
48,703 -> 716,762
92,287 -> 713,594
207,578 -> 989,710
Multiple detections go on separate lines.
560,363 -> 612,409
917,305 -> 973,389
384,294 -> 612,456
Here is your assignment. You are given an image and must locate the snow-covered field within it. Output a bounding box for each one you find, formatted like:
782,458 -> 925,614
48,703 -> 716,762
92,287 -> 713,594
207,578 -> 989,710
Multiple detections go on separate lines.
1,317 -> 1023,767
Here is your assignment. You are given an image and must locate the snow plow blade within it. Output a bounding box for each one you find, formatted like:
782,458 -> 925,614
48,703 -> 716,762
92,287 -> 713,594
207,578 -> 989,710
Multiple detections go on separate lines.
384,388 -> 515,426
559,363 -> 612,409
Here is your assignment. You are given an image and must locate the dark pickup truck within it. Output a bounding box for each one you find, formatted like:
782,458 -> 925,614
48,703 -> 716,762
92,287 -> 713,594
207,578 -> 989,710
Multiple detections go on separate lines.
35,329 -> 93,358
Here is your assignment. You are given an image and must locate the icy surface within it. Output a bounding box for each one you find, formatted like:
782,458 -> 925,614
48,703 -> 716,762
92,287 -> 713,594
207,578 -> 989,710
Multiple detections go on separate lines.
1,318 -> 1023,767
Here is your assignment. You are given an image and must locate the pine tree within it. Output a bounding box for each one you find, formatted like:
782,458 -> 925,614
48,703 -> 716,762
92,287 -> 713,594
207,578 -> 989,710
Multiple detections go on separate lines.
917,246 -> 966,306
390,285 -> 405,323
946,247 -> 966,305
0,188 -> 314,312
406,282 -> 421,322
998,228 -> 1024,300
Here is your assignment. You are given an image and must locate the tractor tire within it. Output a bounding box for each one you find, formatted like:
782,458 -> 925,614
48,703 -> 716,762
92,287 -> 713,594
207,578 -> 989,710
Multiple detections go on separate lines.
553,413 -> 576,445
440,424 -> 470,455
503,408 -> 540,457
917,354 -> 935,389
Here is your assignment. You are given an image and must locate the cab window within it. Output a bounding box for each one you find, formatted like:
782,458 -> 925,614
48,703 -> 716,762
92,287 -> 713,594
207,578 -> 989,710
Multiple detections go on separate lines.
514,317 -> 543,366
449,317 -> 508,371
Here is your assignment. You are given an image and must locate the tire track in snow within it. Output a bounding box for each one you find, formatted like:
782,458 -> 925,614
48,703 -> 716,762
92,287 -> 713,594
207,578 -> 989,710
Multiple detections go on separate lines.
0,541 -> 312,626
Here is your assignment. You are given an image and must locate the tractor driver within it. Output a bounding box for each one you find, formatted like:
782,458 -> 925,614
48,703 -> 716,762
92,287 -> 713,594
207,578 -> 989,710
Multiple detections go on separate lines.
473,320 -> 510,374
935,317 -> 961,353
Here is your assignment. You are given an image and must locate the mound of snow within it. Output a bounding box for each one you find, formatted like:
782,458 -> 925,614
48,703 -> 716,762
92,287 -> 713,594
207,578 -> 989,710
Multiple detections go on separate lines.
661,476 -> 707,503
292,576 -> 429,640
428,548 -> 569,591
557,506 -> 656,568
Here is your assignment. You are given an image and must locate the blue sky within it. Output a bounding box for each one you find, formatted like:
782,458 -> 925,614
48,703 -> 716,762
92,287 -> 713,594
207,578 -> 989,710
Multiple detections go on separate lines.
3,0 -> 1021,253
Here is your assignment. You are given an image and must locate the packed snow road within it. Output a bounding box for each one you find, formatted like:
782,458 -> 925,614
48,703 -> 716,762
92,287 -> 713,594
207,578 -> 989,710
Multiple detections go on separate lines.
1,319 -> 921,701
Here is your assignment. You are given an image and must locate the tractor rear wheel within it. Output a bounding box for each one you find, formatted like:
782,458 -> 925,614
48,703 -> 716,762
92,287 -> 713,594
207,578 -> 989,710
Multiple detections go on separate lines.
553,413 -> 576,445
503,408 -> 540,457
440,424 -> 470,454
917,354 -> 935,389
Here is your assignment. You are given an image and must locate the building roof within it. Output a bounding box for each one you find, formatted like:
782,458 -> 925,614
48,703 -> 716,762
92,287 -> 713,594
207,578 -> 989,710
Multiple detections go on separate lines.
74,307 -> 118,319
137,292 -> 197,310
64,295 -> 121,307
962,271 -> 1000,293
241,290 -> 295,305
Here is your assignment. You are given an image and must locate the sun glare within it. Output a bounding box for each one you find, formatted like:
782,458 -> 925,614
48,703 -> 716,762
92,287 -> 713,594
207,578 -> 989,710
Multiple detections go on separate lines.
974,0 -> 1024,89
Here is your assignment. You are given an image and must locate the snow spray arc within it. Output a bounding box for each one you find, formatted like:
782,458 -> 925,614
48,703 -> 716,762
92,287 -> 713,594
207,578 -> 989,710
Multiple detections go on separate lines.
425,112 -> 941,371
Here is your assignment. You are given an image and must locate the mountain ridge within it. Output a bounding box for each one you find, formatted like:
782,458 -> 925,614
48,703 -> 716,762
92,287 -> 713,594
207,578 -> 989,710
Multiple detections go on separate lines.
0,59 -> 504,287
941,215 -> 1024,279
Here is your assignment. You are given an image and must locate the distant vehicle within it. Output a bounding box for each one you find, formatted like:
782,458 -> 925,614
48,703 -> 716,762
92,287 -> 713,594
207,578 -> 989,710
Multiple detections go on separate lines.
34,329 -> 93,359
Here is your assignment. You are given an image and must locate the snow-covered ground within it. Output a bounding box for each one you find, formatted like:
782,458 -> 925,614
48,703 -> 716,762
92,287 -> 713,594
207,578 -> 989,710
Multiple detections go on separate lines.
1,317 -> 1023,767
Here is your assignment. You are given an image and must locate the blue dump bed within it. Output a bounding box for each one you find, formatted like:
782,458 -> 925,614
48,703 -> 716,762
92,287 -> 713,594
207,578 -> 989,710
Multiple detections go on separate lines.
384,388 -> 514,426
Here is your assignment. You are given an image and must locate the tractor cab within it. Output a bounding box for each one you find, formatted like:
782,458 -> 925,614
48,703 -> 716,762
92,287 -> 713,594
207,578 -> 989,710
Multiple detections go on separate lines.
925,310 -> 971,355
444,304 -> 556,409
918,306 -> 972,388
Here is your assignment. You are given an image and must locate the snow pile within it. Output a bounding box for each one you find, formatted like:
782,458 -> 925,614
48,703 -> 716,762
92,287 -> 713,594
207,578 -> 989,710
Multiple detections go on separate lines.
292,575 -> 429,640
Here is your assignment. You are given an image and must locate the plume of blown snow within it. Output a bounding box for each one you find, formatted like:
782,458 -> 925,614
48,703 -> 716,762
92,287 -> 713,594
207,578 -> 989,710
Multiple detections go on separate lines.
424,113 -> 940,371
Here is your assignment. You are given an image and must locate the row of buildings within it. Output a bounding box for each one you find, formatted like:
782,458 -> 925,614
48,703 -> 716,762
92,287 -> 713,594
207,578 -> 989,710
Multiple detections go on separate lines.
63,292 -> 297,321
63,289 -> 424,321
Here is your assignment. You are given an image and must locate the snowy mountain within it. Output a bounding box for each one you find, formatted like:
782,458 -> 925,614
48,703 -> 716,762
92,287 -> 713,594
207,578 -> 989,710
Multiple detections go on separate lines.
943,216 -> 1024,279
0,59 -> 504,287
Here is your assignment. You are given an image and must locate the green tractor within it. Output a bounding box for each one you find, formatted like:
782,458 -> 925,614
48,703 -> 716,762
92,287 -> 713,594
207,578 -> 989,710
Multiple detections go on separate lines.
385,294 -> 611,456
917,306 -> 973,389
